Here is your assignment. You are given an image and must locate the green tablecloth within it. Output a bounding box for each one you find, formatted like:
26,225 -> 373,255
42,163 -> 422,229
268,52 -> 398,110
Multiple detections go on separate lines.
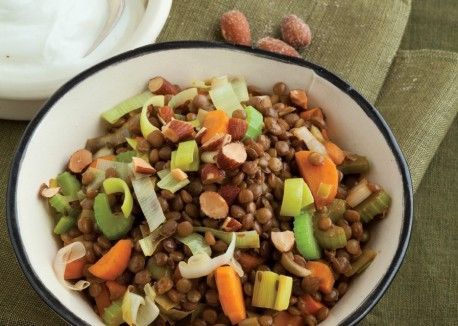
0,0 -> 456,325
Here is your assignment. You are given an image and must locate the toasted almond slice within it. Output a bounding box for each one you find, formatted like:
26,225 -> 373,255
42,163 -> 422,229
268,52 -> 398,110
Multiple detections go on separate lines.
217,142 -> 247,170
148,76 -> 178,95
201,164 -> 225,185
218,184 -> 241,205
68,149 -> 93,173
162,119 -> 195,143
228,118 -> 248,141
221,217 -> 242,232
194,127 -> 208,144
41,187 -> 61,198
271,231 -> 295,252
171,168 -> 188,181
199,191 -> 229,219
132,157 -> 156,175
201,133 -> 232,151
157,106 -> 174,124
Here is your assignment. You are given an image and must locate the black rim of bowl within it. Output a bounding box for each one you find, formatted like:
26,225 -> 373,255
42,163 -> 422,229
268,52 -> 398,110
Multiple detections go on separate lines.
7,40 -> 413,326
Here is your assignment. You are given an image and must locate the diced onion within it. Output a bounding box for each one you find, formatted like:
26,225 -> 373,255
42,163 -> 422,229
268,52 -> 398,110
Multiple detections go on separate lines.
53,242 -> 90,291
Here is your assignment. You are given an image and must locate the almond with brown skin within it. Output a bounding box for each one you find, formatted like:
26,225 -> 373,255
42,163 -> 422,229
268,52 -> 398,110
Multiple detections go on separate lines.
201,133 -> 232,151
194,127 -> 208,144
162,119 -> 195,143
40,187 -> 61,198
257,37 -> 301,58
199,191 -> 229,219
68,149 -> 92,173
157,106 -> 174,124
248,95 -> 272,112
201,164 -> 225,185
217,142 -> 247,170
148,76 -> 178,95
228,118 -> 248,141
218,184 -> 241,205
289,89 -> 308,110
281,14 -> 312,48
220,10 -> 251,46
132,157 -> 156,175
221,217 -> 243,232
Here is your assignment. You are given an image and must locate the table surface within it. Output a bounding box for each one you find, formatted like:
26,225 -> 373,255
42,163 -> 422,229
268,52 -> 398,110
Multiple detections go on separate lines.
0,0 -> 456,325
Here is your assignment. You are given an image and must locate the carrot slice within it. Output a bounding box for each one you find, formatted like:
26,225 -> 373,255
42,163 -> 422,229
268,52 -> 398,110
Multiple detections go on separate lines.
64,257 -> 86,280
106,281 -> 127,300
295,151 -> 338,208
300,294 -> 324,315
305,261 -> 335,294
89,155 -> 116,168
215,266 -> 246,325
274,311 -> 303,326
324,141 -> 346,165
202,110 -> 229,144
95,283 -> 111,316
300,108 -> 324,122
88,239 -> 132,281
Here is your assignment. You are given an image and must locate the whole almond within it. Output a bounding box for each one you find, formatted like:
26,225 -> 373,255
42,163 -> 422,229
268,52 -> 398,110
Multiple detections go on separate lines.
256,37 -> 301,58
281,14 -> 312,48
220,10 -> 251,46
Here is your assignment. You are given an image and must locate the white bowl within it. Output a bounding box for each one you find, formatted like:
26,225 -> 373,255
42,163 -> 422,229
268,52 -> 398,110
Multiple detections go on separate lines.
0,0 -> 172,120
7,41 -> 413,326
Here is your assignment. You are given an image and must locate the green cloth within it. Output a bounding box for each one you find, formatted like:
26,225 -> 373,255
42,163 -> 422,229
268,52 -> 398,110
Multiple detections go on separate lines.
0,0 -> 456,325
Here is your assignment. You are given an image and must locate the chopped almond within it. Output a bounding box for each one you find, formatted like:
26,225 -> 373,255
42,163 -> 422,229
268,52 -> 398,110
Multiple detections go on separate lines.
157,106 -> 174,124
289,89 -> 308,110
132,157 -> 156,175
221,217 -> 243,232
171,168 -> 188,181
199,191 -> 229,219
218,184 -> 241,205
201,133 -> 232,151
194,127 -> 208,144
148,76 -> 178,95
271,231 -> 295,252
228,118 -> 248,141
162,119 -> 195,143
68,149 -> 92,173
201,164 -> 225,185
217,142 -> 247,170
40,187 -> 61,198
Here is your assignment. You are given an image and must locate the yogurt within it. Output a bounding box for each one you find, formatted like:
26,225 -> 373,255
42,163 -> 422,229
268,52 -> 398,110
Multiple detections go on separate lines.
0,0 -> 108,65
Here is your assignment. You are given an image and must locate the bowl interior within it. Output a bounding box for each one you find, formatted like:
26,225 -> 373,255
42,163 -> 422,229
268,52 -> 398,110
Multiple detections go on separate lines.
9,44 -> 411,326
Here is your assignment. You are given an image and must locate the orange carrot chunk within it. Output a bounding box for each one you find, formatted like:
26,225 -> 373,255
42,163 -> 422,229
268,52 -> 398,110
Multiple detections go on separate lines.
305,261 -> 335,294
324,141 -> 346,165
202,110 -> 229,144
95,284 -> 111,316
300,294 -> 325,315
215,266 -> 246,325
88,239 -> 132,281
295,150 -> 338,208
64,257 -> 86,280
106,281 -> 127,300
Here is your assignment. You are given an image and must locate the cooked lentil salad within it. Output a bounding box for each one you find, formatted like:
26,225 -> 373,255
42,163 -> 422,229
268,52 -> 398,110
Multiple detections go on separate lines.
41,75 -> 391,325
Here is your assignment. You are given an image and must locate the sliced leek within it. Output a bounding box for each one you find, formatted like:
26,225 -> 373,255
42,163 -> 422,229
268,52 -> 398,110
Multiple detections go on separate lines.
103,178 -> 133,217
102,91 -> 152,124
140,95 -> 164,138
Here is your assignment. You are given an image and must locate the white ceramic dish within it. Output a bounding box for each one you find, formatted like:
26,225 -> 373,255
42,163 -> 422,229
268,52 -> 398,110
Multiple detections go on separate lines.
0,0 -> 172,121
7,41 -> 413,326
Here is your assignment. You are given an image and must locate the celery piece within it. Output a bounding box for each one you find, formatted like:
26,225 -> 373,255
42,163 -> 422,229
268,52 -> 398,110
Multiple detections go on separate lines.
231,76 -> 249,102
103,178 -> 133,217
186,119 -> 201,128
193,227 -> 260,249
356,190 -> 391,223
175,233 -> 211,256
327,199 -> 347,222
157,171 -> 190,194
209,83 -> 243,116
345,249 -> 377,277
49,194 -> 71,214
116,150 -> 137,163
168,88 -> 198,109
103,299 -> 124,326
274,275 -> 293,311
252,271 -> 278,309
102,91 -> 152,124
294,211 -> 321,259
338,155 -> 370,174
174,140 -> 199,172
56,172 -> 81,201
280,178 -> 313,216
244,106 -> 264,140
93,193 -> 133,240
157,169 -> 170,180
140,95 -> 164,138
147,259 -> 170,280
314,225 -> 347,250
53,216 -> 76,235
